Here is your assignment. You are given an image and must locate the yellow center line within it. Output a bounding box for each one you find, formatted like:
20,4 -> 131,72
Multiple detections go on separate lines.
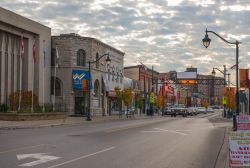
0,144 -> 44,154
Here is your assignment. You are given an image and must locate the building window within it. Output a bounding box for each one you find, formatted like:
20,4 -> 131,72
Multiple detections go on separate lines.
51,77 -> 62,96
51,48 -> 56,66
96,53 -> 99,69
94,79 -> 99,97
77,49 -> 86,66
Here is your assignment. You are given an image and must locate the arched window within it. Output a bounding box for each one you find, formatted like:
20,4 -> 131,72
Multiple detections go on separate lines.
94,79 -> 99,97
77,49 -> 86,66
51,77 -> 62,96
96,52 -> 99,69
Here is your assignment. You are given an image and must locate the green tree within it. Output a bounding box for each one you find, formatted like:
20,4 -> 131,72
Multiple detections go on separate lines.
135,93 -> 142,109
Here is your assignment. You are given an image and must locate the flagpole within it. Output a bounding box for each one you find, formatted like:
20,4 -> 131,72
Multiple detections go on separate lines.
18,35 -> 24,112
18,54 -> 22,111
31,39 -> 35,112
53,45 -> 57,112
43,40 -> 45,112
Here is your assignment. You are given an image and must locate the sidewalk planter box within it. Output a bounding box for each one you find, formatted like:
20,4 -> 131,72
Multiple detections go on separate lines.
0,112 -> 67,121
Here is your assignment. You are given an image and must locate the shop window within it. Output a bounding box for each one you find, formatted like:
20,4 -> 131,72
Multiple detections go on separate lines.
77,49 -> 86,66
51,48 -> 56,66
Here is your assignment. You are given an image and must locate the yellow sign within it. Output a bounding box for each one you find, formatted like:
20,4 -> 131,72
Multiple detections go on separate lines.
179,80 -> 197,84
150,92 -> 155,103
222,96 -> 227,105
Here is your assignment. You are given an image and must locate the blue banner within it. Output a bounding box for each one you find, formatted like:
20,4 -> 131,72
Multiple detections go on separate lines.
72,69 -> 92,90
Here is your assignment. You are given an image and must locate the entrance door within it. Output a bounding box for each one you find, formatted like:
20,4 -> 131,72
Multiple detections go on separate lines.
75,97 -> 86,116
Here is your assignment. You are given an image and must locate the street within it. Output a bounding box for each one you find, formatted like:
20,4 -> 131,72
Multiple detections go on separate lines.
0,111 -> 229,168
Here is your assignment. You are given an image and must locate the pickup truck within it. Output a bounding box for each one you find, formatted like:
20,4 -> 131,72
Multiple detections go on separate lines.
170,104 -> 187,117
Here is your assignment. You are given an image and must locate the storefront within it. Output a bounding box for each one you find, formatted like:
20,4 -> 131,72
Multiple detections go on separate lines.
72,69 -> 91,116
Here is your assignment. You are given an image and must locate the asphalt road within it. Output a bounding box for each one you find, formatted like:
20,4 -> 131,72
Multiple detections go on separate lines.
0,111 -> 227,168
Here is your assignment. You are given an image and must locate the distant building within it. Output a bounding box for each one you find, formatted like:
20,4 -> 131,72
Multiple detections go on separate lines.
124,65 -> 159,114
197,74 -> 224,105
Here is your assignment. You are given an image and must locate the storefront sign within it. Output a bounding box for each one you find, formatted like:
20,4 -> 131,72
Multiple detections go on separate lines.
229,131 -> 250,167
72,69 -> 91,90
237,115 -> 250,130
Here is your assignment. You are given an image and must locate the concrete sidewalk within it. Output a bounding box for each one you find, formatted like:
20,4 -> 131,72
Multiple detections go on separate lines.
209,115 -> 232,168
0,114 -> 163,130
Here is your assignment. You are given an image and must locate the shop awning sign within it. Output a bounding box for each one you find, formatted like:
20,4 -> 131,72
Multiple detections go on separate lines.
72,69 -> 91,90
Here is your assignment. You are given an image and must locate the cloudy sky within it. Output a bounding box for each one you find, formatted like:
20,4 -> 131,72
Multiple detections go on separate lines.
1,0 -> 250,82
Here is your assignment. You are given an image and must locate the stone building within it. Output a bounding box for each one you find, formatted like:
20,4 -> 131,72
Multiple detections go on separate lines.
0,7 -> 51,106
51,33 -> 124,116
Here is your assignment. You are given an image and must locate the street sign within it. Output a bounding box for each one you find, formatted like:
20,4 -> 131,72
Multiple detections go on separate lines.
237,115 -> 250,130
17,153 -> 60,167
229,131 -> 250,167
178,79 -> 197,84
222,96 -> 227,105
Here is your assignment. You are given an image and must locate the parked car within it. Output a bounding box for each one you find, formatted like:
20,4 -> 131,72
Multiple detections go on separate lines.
197,107 -> 207,114
163,106 -> 172,115
187,107 -> 198,116
170,104 -> 187,117
207,107 -> 214,113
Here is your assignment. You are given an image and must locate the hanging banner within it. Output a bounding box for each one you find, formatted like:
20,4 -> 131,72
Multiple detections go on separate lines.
240,69 -> 249,88
72,69 -> 91,90
229,131 -> 250,167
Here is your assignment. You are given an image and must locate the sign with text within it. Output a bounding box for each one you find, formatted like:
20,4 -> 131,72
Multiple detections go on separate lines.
72,69 -> 91,90
229,131 -> 250,167
237,115 -> 250,130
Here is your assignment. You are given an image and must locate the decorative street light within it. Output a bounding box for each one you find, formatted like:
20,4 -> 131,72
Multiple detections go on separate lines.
212,65 -> 227,117
203,29 -> 241,131
86,53 -> 111,121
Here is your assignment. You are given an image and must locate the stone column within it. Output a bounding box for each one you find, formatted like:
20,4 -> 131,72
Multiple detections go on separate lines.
1,32 -> 6,104
7,34 -> 12,102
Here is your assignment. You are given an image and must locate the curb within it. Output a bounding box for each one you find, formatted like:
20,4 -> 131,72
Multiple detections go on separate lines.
215,127 -> 230,168
0,115 -> 166,130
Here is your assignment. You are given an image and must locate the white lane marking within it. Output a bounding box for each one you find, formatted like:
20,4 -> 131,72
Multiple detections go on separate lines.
0,144 -> 44,154
154,128 -> 187,135
17,153 -> 60,167
47,146 -> 115,168
142,131 -> 167,133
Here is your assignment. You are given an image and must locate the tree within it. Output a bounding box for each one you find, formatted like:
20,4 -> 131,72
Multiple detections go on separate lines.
9,90 -> 38,111
115,87 -> 123,115
156,95 -> 163,109
123,88 -> 132,106
135,93 -> 142,109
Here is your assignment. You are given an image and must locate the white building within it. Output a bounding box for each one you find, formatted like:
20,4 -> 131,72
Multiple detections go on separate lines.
0,7 -> 51,108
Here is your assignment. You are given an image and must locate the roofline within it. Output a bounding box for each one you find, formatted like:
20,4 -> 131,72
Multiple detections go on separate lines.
0,6 -> 51,30
52,34 -> 125,56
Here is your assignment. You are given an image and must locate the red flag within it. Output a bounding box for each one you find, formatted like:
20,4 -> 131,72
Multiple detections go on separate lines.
20,36 -> 24,59
33,41 -> 36,63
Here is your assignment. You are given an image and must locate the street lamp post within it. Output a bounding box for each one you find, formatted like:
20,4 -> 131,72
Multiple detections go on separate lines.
203,29 -> 241,131
86,53 -> 111,121
212,66 -> 228,117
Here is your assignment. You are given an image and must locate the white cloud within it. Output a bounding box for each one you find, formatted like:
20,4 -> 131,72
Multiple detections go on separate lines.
1,0 -> 250,78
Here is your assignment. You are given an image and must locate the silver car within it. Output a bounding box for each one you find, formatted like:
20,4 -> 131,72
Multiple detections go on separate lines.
197,107 -> 207,114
